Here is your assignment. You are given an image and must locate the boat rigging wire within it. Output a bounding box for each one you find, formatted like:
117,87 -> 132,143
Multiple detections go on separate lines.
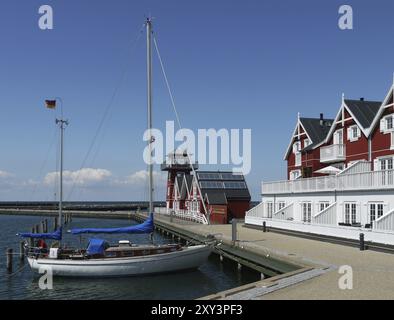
153,35 -> 209,218
29,126 -> 58,201
66,24 -> 145,201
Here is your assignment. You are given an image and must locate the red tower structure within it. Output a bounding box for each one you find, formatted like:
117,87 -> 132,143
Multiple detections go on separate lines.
161,152 -> 198,210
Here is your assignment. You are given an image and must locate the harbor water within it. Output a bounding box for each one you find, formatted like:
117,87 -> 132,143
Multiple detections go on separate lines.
0,214 -> 260,300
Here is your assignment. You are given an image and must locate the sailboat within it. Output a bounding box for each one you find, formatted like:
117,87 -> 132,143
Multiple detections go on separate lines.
18,18 -> 212,277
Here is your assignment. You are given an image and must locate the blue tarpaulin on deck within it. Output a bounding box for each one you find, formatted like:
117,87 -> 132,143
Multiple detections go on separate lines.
70,213 -> 154,235
86,239 -> 108,256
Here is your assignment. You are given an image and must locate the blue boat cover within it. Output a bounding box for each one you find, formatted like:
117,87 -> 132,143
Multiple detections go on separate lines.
70,213 -> 154,235
18,228 -> 62,241
86,238 -> 108,256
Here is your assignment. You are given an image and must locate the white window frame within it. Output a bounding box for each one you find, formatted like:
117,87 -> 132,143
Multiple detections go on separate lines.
266,202 -> 274,218
277,201 -> 286,211
301,202 -> 312,223
344,202 -> 358,225
304,138 -> 311,148
368,202 -> 384,224
380,114 -> 394,134
318,201 -> 330,213
290,169 -> 301,181
348,125 -> 360,142
333,128 -> 344,145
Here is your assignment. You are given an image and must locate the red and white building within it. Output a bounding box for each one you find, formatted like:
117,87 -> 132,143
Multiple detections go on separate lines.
246,80 -> 394,245
158,152 -> 251,224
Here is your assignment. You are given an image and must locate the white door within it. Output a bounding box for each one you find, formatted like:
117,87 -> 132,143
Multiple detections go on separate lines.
334,129 -> 343,145
380,157 -> 393,185
302,203 -> 312,223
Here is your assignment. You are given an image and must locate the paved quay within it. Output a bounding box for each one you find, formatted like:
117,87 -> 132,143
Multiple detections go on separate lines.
148,213 -> 394,300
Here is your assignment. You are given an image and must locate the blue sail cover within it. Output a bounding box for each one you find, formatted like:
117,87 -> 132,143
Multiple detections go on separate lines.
70,214 -> 154,235
18,228 -> 62,240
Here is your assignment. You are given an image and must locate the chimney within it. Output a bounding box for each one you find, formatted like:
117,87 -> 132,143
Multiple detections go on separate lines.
320,113 -> 324,126
360,97 -> 364,101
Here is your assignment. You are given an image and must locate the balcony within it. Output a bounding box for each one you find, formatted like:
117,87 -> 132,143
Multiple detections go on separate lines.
262,169 -> 394,195
320,144 -> 346,163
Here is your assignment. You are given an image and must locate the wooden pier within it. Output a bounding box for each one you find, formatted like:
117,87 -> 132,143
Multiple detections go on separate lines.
133,211 -> 394,300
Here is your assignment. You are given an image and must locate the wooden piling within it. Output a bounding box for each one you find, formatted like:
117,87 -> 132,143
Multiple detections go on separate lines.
44,219 -> 48,233
19,241 -> 25,261
30,227 -> 35,247
35,224 -> 40,234
41,221 -> 46,233
6,248 -> 13,272
54,217 -> 58,231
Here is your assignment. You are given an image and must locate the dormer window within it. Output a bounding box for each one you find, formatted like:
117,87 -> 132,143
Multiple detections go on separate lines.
304,139 -> 311,148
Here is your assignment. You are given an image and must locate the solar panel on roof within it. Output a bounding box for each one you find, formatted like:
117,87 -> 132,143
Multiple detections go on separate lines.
198,172 -> 221,180
220,173 -> 244,181
223,181 -> 247,189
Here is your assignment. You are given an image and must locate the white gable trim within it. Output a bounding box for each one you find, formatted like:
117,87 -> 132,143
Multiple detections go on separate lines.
368,85 -> 394,137
283,119 -> 313,160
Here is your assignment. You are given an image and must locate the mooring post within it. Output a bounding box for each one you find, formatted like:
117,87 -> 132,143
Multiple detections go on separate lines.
231,219 -> 237,243
6,248 -> 13,272
19,241 -> 25,261
35,224 -> 40,234
360,233 -> 365,251
30,227 -> 35,247
44,219 -> 48,233
263,221 -> 267,233
54,217 -> 58,231
41,221 -> 46,234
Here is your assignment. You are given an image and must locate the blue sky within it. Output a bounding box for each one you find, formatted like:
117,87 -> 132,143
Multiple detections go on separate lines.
0,0 -> 393,201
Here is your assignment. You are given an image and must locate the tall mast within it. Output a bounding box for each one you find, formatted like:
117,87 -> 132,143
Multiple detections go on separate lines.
146,18 -> 153,213
56,117 -> 68,229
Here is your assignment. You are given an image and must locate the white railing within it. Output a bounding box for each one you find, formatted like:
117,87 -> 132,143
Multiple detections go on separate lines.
320,144 -> 346,163
373,208 -> 394,232
340,161 -> 372,175
312,202 -> 337,226
272,202 -> 294,221
154,207 -> 208,224
263,169 -> 394,194
245,201 -> 265,218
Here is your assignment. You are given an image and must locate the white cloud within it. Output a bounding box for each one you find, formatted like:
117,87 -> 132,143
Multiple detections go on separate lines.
44,168 -> 112,186
119,170 -> 167,186
0,170 -> 12,178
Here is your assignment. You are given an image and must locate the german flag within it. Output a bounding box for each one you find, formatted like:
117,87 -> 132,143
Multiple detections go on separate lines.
45,100 -> 56,109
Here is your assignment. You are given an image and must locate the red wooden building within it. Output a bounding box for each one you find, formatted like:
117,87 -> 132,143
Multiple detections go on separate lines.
162,152 -> 251,224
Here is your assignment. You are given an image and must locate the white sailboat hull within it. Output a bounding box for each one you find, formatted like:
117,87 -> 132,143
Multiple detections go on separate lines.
27,245 -> 211,277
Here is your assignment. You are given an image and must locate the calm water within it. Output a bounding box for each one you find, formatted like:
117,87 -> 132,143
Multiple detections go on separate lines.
0,215 -> 259,300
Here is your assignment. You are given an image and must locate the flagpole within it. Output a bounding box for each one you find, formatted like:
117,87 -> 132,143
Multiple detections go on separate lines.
55,98 -> 68,235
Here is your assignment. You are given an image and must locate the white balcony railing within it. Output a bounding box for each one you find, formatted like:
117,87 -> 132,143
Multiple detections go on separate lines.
272,202 -> 294,221
373,208 -> 394,232
246,201 -> 265,218
320,144 -> 346,163
312,202 -> 337,226
263,169 -> 394,194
